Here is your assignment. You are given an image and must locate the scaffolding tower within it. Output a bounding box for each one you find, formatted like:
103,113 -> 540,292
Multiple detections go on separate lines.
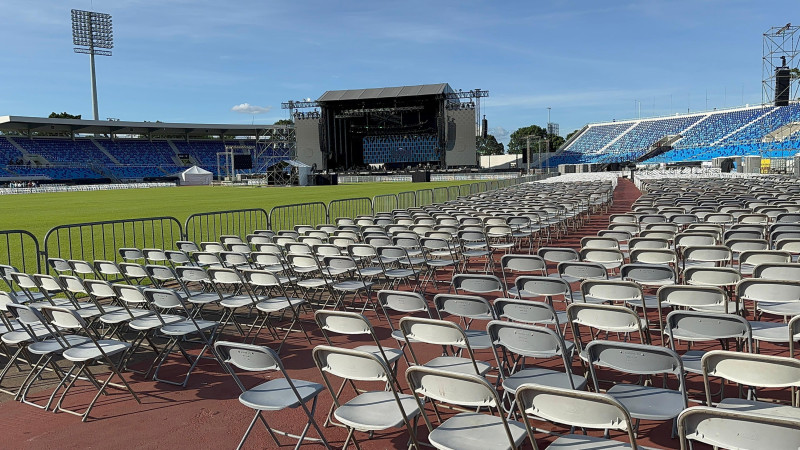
254,125 -> 296,173
763,23 -> 799,104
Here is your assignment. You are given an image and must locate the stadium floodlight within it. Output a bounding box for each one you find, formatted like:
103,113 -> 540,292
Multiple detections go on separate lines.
71,9 -> 113,121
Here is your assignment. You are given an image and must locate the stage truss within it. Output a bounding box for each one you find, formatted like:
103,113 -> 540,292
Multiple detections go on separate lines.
255,125 -> 295,173
763,23 -> 799,104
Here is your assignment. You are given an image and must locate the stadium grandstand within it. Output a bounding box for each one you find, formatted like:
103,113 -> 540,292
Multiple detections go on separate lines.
545,101 -> 800,168
0,116 -> 293,183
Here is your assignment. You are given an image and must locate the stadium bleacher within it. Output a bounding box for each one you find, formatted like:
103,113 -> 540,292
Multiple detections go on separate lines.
551,103 -> 800,166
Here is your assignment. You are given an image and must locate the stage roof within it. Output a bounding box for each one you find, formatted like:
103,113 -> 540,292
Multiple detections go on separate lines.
0,116 -> 289,137
317,83 -> 454,102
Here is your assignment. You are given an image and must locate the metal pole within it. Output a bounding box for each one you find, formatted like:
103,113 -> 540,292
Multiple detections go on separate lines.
88,15 -> 99,121
526,135 -> 531,174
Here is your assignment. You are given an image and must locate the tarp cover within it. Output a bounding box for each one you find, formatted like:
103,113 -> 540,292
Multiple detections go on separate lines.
179,165 -> 213,186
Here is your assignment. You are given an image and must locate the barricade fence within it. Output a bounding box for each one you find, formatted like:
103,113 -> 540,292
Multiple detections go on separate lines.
329,197 -> 373,221
6,175 -> 541,273
269,202 -> 328,232
43,217 -> 183,266
184,208 -> 269,243
0,230 -> 41,275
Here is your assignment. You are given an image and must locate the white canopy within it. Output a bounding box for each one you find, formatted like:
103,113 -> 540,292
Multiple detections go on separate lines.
179,165 -> 213,186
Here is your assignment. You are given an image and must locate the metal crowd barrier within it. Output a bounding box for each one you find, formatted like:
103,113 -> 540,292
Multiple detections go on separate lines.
269,202 -> 328,232
184,208 -> 269,242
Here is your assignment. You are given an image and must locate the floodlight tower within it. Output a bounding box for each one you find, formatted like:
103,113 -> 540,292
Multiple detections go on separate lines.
71,9 -> 113,121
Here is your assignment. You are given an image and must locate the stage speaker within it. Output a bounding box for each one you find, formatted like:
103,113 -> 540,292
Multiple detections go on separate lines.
315,174 -> 338,185
233,154 -> 252,169
481,117 -> 488,139
411,171 -> 431,183
776,67 -> 791,107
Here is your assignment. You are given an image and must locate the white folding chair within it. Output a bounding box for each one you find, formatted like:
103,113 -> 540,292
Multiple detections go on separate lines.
215,341 -> 330,449
312,345 -> 420,449
406,365 -> 528,450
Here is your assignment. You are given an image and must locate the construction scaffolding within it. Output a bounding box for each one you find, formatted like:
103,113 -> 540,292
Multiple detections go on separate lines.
763,23 -> 799,104
254,125 -> 295,173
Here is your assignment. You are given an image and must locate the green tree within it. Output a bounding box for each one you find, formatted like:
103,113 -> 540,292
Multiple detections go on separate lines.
274,119 -> 293,125
565,129 -> 581,141
48,112 -> 81,119
508,125 -> 564,154
476,134 -> 504,155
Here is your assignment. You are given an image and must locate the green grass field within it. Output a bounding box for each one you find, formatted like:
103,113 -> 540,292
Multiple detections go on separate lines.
0,180 -> 476,242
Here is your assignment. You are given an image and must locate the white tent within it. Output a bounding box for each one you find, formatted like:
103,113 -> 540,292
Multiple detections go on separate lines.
179,165 -> 213,186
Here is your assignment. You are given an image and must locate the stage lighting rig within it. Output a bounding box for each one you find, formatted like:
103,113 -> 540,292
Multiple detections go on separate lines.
71,9 -> 114,121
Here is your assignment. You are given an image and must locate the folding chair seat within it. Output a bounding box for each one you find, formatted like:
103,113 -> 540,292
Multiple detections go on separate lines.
419,237 -> 458,291
434,293 -> 495,350
580,279 -> 652,324
246,233 -> 273,247
313,346 -> 421,449
0,295 -> 55,396
323,255 -> 375,312
406,366 -> 527,450
580,236 -> 620,250
142,248 -> 169,265
580,248 -> 625,274
664,309 -> 751,377
93,260 -> 125,282
621,262 -> 676,288
629,248 -> 678,267
118,247 -> 144,262
499,254 -> 546,297
83,279 -> 151,339
678,406 -> 800,450
488,320 -> 584,413
485,224 -> 516,254
376,290 -> 431,363
142,289 -> 220,387
32,274 -> 101,319
46,258 -> 73,275
683,266 -> 741,292
67,259 -> 97,279
285,242 -> 314,256
173,265 -> 224,314
737,249 -> 791,275
192,251 -> 225,268
399,316 -> 491,376
10,272 -> 73,309
220,235 -> 245,247
40,306 -> 140,422
753,262 -> 800,281
347,244 -> 385,280
452,273 -> 506,298
701,350 -> 800,419
227,243 -> 254,256
6,303 -> 93,408
737,279 -> 800,347
218,251 -> 254,269
512,276 -> 571,324
216,341 -> 328,449
113,283 -> 181,375
241,268 -> 310,351
516,383 -> 646,449
165,250 -> 193,267
375,246 -> 421,291
456,230 -> 493,273
567,302 -> 650,363
206,267 -> 259,336
200,241 -> 226,254
537,247 -> 579,274
315,310 -> 402,388
682,245 -> 732,272
58,275 -> 124,319
586,340 -> 687,437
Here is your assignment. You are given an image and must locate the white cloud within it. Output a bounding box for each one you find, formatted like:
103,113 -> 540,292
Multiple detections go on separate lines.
491,126 -> 509,139
231,103 -> 272,114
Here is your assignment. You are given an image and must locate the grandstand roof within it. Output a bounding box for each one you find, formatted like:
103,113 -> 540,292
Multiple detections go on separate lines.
0,116 -> 289,137
317,83 -> 454,102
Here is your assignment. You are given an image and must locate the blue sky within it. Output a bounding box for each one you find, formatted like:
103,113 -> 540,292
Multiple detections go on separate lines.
0,0 -> 792,144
